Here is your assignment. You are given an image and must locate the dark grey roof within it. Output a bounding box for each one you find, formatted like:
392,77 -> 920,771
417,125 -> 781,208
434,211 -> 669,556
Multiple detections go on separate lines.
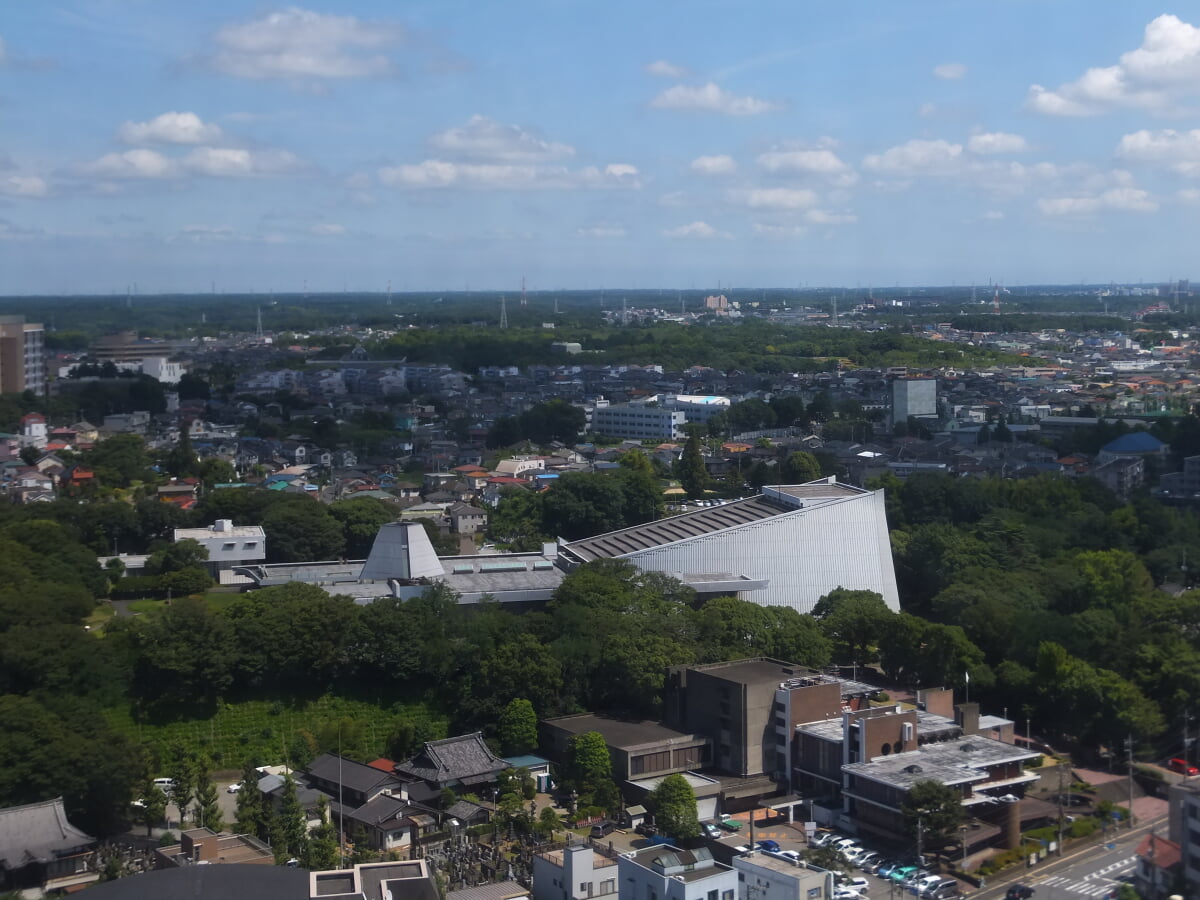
562,496 -> 788,563
307,754 -> 399,795
65,863 -> 308,900
343,794 -> 413,828
0,797 -> 94,870
396,733 -> 508,785
444,799 -> 489,823
447,880 -> 529,900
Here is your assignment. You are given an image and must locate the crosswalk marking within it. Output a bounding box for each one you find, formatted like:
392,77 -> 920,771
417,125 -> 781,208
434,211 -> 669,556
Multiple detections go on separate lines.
1033,857 -> 1134,896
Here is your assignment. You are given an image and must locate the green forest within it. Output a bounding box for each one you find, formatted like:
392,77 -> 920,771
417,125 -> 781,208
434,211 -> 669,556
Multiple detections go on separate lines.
3,466 -> 1199,842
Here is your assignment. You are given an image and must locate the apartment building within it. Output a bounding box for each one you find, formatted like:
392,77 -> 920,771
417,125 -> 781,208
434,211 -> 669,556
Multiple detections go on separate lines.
0,315 -> 46,395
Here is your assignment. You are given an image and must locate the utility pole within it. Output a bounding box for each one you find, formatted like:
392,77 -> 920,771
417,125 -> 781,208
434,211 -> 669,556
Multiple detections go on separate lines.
1126,734 -> 1135,830
916,816 -> 924,866
1057,764 -> 1065,855
1185,709 -> 1193,768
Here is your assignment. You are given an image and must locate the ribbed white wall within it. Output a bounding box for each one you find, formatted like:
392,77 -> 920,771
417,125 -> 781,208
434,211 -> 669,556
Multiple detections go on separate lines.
624,491 -> 900,614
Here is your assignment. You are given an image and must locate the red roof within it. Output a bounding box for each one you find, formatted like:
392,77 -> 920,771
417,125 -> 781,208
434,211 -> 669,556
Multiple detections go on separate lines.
1136,833 -> 1182,871
366,758 -> 396,772
487,476 -> 526,485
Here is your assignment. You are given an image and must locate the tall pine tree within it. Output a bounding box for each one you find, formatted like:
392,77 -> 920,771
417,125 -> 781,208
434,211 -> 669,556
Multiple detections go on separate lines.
234,761 -> 268,840
678,431 -> 709,500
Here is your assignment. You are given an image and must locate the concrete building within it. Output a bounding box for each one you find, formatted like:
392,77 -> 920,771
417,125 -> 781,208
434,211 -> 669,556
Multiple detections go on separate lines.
532,844 -> 619,900
592,404 -> 687,441
153,828 -> 273,869
173,519 -> 267,585
891,377 -> 936,427
0,315 -> 46,395
560,479 -> 900,615
0,798 -> 97,894
658,395 -> 731,426
1166,779 -> 1200,896
308,859 -> 439,900
541,714 -> 709,784
731,851 -> 833,900
617,845 -> 736,900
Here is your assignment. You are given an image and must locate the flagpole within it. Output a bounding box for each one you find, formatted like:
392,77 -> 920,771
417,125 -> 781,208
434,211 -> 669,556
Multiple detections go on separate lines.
964,670 -> 970,705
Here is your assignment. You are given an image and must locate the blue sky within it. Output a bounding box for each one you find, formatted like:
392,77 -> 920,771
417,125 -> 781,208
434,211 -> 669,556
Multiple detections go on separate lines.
3,1 -> 1200,294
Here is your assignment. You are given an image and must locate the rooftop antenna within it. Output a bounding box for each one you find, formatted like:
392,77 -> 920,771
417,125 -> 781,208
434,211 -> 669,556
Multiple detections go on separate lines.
256,307 -> 264,342
554,296 -> 560,315
622,296 -> 628,325
386,280 -> 392,306
499,295 -> 508,329
993,286 -> 1001,315
520,276 -> 527,307
832,295 -> 838,327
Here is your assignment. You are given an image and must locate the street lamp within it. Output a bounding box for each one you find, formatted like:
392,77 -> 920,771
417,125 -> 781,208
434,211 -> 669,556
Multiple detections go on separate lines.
961,825 -> 969,868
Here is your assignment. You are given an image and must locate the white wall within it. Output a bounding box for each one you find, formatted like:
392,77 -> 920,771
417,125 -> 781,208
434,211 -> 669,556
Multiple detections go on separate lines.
623,492 -> 900,614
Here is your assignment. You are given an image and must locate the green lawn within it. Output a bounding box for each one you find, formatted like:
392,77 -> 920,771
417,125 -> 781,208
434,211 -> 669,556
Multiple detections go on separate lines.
104,695 -> 446,769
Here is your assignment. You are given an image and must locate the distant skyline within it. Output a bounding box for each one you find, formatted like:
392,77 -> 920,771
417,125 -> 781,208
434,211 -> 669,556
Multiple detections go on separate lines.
3,2 -> 1200,294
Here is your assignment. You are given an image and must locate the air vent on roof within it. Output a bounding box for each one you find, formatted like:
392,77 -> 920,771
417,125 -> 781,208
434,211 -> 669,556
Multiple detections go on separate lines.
903,764 -> 923,774
960,743 -> 978,752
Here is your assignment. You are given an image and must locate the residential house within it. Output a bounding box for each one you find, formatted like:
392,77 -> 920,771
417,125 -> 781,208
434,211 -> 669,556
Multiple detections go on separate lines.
732,851 -> 833,900
1134,832 -> 1182,900
532,844 -> 618,900
617,845 -> 737,900
448,502 -> 488,535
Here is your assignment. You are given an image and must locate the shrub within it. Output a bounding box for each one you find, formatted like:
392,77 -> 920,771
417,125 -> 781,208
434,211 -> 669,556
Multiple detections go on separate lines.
1069,818 -> 1098,839
111,575 -> 162,599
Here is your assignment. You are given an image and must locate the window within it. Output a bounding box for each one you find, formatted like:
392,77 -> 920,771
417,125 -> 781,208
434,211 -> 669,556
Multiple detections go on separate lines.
600,880 -> 615,895
775,733 -> 786,746
244,541 -> 257,548
222,542 -> 235,550
722,891 -> 734,900
708,891 -> 718,900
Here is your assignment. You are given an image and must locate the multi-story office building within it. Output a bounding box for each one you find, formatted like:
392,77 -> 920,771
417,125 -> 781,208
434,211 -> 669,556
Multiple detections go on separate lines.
617,846 -> 736,900
592,404 -> 687,441
0,316 -> 46,395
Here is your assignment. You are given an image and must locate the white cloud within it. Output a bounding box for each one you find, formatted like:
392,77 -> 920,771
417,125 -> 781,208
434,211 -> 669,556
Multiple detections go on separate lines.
310,223 -> 345,235
1116,129 -> 1200,176
863,139 -> 962,175
81,149 -> 178,179
967,132 -> 1030,155
752,223 -> 806,238
918,102 -> 938,118
1027,14 -> 1200,116
0,175 -> 48,197
690,154 -> 738,176
1178,188 -> 1200,203
576,226 -> 627,239
645,60 -> 687,78
983,210 -> 1005,220
651,82 -> 777,116
177,224 -> 236,241
378,159 -> 639,190
429,115 -> 574,162
738,187 -> 818,209
1037,187 -> 1158,216
756,147 -> 856,184
183,147 -> 302,177
664,220 -> 729,239
933,62 -> 967,80
804,209 -> 856,225
79,146 -> 301,180
208,7 -> 404,80
119,111 -> 223,145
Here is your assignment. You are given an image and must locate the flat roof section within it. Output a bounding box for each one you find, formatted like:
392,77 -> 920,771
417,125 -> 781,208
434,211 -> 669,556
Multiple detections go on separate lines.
688,657 -> 813,687
543,713 -> 705,750
842,735 -> 1039,791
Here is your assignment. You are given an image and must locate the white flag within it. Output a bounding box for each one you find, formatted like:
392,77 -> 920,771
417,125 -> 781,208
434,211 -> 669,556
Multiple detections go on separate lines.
964,670 -> 970,684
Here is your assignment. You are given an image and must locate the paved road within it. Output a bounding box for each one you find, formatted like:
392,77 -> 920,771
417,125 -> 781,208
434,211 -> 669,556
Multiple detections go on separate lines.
979,815 -> 1164,900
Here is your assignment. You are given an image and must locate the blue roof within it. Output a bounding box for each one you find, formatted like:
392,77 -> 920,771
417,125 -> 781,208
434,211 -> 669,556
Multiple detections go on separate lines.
1102,432 -> 1165,454
503,754 -> 550,768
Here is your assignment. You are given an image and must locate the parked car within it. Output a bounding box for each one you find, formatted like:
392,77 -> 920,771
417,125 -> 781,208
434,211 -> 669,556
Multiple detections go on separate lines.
842,876 -> 870,894
919,879 -> 955,897
590,821 -> 616,838
930,883 -> 960,900
832,890 -> 863,900
913,875 -> 944,895
810,831 -> 838,848
226,783 -> 242,794
1004,887 -> 1034,900
702,822 -> 722,839
875,861 -> 900,879
888,865 -> 918,883
734,845 -> 754,855
719,818 -> 743,832
635,822 -> 657,837
756,840 -> 781,854
842,846 -> 869,865
854,854 -> 883,873
152,777 -> 174,792
773,850 -> 801,862
1169,757 -> 1199,776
